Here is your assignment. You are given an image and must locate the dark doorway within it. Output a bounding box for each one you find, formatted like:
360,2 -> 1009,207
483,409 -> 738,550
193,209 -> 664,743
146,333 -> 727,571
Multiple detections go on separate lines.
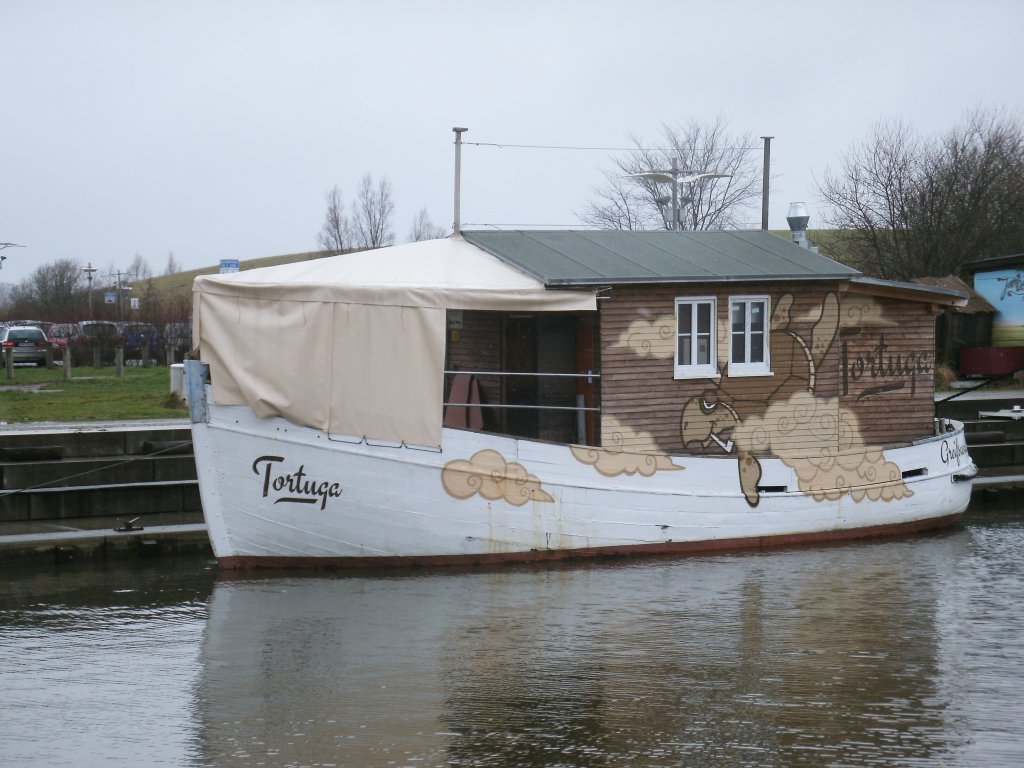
502,314 -> 584,442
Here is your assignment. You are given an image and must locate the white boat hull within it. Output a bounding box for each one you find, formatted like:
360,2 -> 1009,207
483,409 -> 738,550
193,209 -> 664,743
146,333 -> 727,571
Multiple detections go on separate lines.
189,381 -> 976,569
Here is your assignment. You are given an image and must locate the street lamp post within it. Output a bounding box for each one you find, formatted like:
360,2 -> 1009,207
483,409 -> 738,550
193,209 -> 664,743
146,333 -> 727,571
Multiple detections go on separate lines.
82,262 -> 98,318
625,159 -> 731,230
0,242 -> 25,270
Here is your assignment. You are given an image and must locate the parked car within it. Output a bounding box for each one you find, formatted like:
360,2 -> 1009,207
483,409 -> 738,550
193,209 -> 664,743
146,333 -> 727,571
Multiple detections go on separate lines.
47,323 -> 77,350
118,322 -> 161,363
162,321 -> 193,362
0,325 -> 49,367
70,320 -> 120,366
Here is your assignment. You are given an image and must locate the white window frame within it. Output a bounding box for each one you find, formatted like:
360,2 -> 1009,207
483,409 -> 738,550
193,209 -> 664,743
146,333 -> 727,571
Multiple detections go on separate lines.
674,296 -> 718,379
728,295 -> 772,377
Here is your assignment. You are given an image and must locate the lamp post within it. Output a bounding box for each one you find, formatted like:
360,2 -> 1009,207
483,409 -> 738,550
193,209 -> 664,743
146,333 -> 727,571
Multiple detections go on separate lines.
82,262 -> 98,318
106,270 -> 132,322
0,242 -> 25,270
626,159 -> 731,230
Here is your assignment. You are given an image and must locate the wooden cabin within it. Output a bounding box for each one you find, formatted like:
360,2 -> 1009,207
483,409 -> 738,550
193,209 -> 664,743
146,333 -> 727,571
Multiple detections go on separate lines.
913,275 -> 996,371
445,230 -> 967,461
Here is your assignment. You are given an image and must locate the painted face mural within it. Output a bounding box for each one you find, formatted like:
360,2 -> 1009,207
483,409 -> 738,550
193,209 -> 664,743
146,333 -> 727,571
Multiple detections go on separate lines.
674,292 -> 912,507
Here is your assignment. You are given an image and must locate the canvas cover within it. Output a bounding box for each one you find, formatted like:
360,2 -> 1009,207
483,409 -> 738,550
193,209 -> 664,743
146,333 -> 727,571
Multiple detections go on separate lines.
193,237 -> 596,447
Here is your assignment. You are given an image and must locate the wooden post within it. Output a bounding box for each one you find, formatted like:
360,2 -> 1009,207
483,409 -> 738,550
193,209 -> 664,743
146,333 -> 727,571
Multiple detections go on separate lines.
4,347 -> 12,379
142,341 -> 151,368
63,345 -> 72,380
165,345 -> 173,367
45,342 -> 54,368
92,342 -> 101,368
115,345 -> 124,377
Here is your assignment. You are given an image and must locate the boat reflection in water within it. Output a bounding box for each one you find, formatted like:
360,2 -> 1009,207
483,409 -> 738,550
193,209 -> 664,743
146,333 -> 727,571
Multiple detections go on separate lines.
196,527 -> 990,767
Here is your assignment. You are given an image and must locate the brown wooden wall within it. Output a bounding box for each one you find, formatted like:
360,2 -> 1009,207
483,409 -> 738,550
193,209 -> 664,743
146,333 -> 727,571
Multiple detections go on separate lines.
833,290 -> 938,447
445,310 -> 502,411
599,282 -> 938,457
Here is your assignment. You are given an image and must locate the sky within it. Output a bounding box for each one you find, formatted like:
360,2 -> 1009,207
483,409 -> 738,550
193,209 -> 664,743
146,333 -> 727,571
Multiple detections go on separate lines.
1,0 -> 1022,287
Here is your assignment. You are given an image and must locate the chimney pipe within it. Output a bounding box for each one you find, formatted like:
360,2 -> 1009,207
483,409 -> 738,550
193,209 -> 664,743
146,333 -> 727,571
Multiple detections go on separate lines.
787,202 -> 811,248
760,136 -> 773,230
452,127 -> 468,235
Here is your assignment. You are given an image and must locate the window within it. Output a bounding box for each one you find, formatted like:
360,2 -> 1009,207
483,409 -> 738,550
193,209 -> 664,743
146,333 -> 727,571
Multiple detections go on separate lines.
675,297 -> 717,378
728,296 -> 771,376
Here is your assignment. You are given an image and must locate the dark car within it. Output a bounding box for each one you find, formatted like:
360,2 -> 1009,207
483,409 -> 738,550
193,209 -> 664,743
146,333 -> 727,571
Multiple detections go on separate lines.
118,322 -> 160,362
70,320 -> 120,366
0,325 -> 49,367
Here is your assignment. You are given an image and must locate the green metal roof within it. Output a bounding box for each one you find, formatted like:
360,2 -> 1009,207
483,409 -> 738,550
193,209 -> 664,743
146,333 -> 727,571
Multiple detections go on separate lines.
461,229 -> 861,286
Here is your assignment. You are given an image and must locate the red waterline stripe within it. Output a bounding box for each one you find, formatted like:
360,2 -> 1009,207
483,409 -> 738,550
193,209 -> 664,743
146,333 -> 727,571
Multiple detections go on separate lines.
216,512 -> 965,571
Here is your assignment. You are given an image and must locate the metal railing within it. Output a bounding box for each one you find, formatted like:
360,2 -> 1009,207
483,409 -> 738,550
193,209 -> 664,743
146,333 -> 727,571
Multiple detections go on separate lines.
442,370 -> 601,412
443,370 -> 600,444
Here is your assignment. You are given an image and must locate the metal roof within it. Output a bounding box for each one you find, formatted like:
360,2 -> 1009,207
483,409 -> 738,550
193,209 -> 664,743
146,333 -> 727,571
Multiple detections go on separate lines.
461,229 -> 861,286
962,253 -> 1024,273
851,276 -> 968,308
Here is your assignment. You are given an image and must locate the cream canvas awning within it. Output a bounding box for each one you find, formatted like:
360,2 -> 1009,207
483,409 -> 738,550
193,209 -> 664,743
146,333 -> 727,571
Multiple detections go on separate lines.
193,236 -> 596,448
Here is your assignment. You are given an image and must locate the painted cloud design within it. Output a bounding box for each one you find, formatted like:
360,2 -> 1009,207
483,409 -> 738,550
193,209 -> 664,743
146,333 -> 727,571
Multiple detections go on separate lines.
442,449 -> 554,505
571,416 -> 684,477
732,391 -> 912,502
611,315 -> 675,359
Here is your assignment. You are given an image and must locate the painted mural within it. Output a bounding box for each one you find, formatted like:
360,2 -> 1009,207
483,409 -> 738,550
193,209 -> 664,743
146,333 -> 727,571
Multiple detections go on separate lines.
972,267 -> 1024,346
605,291 -> 917,507
570,416 -> 683,477
441,449 -> 554,505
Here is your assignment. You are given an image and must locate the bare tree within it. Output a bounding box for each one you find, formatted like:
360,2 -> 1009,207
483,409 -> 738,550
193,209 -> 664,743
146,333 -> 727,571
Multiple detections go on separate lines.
578,116 -> 763,230
164,251 -> 181,275
820,109 -> 1024,280
350,174 -> 395,249
579,171 -> 663,230
127,252 -> 152,281
317,185 -> 349,252
8,259 -> 87,320
818,120 -> 921,278
409,208 -> 447,242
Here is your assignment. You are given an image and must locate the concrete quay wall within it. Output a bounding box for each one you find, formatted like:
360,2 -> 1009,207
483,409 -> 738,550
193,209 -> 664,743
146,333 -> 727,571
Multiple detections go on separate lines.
936,393 -> 1024,476
0,420 -> 208,564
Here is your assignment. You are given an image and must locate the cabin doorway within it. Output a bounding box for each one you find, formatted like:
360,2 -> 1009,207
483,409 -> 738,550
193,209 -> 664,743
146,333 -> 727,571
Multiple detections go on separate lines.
444,309 -> 598,445
503,314 -> 593,443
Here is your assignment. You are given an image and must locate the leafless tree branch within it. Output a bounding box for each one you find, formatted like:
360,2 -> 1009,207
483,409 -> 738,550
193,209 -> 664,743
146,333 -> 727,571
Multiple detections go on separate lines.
576,116 -> 762,231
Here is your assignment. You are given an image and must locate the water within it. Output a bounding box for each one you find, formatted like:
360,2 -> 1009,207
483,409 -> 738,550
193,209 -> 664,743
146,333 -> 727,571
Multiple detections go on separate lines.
2,497 -> 1024,767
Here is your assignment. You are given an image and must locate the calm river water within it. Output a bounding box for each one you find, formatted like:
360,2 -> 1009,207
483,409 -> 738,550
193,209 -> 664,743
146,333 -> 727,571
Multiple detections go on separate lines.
2,496 -> 1023,767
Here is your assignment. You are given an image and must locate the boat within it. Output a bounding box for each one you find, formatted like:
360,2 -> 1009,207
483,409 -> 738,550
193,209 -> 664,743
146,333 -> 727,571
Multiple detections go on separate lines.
186,230 -> 977,569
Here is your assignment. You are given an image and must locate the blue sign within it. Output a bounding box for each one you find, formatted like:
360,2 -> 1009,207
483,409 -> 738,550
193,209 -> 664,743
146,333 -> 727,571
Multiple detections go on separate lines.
973,267 -> 1024,345
974,269 -> 1024,324
220,259 -> 240,274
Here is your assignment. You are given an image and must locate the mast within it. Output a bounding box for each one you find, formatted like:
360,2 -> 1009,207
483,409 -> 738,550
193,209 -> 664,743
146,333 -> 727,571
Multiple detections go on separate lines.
452,127 -> 468,235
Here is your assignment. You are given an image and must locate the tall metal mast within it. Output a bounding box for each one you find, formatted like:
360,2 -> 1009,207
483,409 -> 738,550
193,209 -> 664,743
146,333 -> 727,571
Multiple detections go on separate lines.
452,127 -> 468,235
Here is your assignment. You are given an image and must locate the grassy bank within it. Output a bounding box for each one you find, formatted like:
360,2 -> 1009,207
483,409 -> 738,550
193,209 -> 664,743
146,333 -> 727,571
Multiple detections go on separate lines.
0,365 -> 186,423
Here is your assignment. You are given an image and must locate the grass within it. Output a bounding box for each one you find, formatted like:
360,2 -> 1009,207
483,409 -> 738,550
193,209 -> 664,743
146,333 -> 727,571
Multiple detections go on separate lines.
138,248 -> 340,306
0,365 -> 186,424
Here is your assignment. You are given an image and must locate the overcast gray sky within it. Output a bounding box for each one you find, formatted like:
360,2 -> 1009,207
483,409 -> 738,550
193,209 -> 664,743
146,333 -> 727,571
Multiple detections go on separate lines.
1,0 -> 1021,286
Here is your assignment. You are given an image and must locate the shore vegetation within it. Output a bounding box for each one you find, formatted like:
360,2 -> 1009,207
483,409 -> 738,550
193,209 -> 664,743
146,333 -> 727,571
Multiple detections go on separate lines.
0,366 -> 185,423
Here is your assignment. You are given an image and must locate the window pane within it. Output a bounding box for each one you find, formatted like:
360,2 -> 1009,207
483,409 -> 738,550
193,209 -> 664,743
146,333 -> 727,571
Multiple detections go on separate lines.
697,336 -> 709,365
679,304 -> 692,334
697,303 -> 710,334
679,336 -> 692,365
732,332 -> 745,363
750,331 -> 764,363
731,302 -> 745,333
750,301 -> 765,332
